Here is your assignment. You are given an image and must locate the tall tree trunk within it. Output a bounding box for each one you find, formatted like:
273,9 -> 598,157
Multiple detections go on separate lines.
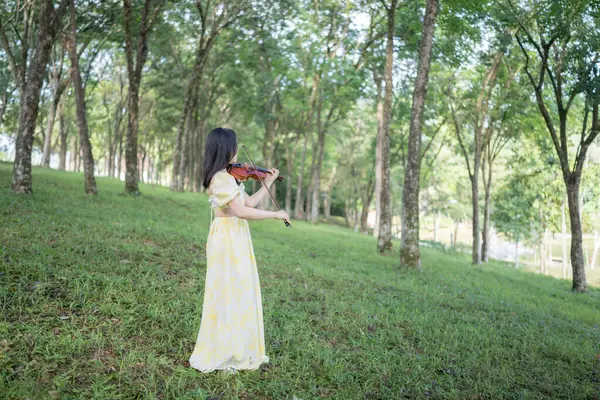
294,130 -> 309,218
399,0 -> 439,264
452,52 -> 503,265
285,134 -> 299,212
109,73 -> 125,177
452,222 -> 460,248
0,90 -> 8,124
172,20 -> 221,191
343,200 -> 350,227
117,127 -> 123,179
41,44 -> 69,167
323,165 -> 337,219
566,178 -> 586,291
194,120 -> 206,192
306,129 -> 319,220
41,90 -> 59,167
70,135 -> 78,171
377,0 -> 399,252
310,127 -> 325,223
373,71 -> 383,239
294,75 -> 320,218
561,194 -> 568,279
66,0 -> 97,194
260,83 -> 279,210
539,209 -> 546,274
58,102 -> 68,170
123,0 -> 161,195
360,176 -> 375,233
176,83 -> 198,192
11,0 -> 68,194
481,148 -> 493,262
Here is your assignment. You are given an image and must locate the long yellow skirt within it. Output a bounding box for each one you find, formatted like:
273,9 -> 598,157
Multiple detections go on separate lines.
189,216 -> 269,372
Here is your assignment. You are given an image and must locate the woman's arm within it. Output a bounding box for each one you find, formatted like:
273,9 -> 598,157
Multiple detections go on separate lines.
229,193 -> 284,221
244,168 -> 280,208
244,183 -> 273,208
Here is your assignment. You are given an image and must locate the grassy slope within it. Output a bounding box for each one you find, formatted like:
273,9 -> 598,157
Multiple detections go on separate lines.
1,162 -> 599,400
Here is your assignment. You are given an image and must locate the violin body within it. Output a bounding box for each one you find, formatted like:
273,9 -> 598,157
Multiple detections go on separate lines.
227,162 -> 284,183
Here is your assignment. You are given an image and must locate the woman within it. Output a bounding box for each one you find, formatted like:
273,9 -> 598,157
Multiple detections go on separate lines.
188,127 -> 291,374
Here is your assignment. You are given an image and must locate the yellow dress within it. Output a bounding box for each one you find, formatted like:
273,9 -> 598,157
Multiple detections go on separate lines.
189,170 -> 269,373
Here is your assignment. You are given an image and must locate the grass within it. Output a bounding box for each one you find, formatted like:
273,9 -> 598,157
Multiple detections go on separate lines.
1,162 -> 599,399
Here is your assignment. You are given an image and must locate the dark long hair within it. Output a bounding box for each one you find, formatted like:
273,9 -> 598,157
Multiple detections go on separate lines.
202,127 -> 238,189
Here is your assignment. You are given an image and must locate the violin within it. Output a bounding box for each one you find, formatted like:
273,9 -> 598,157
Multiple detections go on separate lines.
234,144 -> 291,228
227,162 -> 284,183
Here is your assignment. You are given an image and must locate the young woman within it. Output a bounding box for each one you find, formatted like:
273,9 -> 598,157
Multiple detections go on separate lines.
188,127 -> 291,374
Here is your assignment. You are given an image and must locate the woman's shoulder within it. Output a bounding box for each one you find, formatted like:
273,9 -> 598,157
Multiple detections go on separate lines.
210,170 -> 235,187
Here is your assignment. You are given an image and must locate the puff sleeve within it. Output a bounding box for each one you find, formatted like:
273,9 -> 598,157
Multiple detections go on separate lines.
209,171 -> 241,210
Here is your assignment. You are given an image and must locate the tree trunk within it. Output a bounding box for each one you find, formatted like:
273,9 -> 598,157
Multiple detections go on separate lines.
481,155 -> 493,262
566,177 -> 587,292
453,222 -> 459,248
310,126 -> 325,223
194,120 -> 206,192
360,176 -> 375,234
66,0 -> 97,194
260,97 -> 278,210
58,103 -> 68,170
172,29 -> 217,191
343,200 -> 350,227
176,83 -> 198,192
294,129 -> 309,218
561,194 -> 568,279
373,71 -> 383,239
41,92 -> 59,167
117,127 -> 123,179
0,90 -> 8,125
399,0 -> 439,263
12,0 -> 68,194
123,0 -> 159,196
323,165 -> 337,219
306,129 -> 319,220
539,210 -> 546,274
285,137 -> 296,212
377,0 -> 399,253
41,44 -> 69,168
109,74 -> 125,178
70,135 -> 78,172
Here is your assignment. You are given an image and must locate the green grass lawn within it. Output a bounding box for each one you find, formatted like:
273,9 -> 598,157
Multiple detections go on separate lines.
1,162 -> 599,399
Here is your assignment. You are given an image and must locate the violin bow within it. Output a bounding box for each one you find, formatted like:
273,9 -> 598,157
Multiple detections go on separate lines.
239,143 -> 291,228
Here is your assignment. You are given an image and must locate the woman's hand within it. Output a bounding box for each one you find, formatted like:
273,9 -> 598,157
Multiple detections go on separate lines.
275,210 -> 291,225
265,168 -> 279,185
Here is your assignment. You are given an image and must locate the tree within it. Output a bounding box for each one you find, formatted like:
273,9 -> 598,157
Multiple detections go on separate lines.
122,0 -> 164,195
480,57 -> 523,262
2,0 -> 69,194
509,0 -> 600,292
66,0 -> 97,194
399,0 -> 439,267
450,49 -> 505,265
375,0 -> 400,252
41,42 -> 71,167
170,0 -> 249,192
